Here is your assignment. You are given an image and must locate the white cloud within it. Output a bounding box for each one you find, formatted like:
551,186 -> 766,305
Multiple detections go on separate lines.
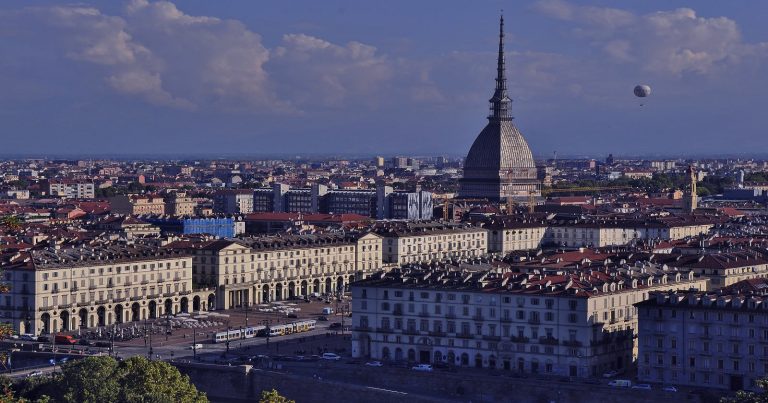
533,1 -> 768,75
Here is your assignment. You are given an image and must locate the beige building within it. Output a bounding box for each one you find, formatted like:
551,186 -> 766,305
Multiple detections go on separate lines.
486,221 -> 548,254
110,194 -> 166,216
49,180 -> 95,199
164,191 -> 196,216
171,232 -> 382,310
374,223 -> 488,265
0,243 -> 208,335
351,261 -> 707,378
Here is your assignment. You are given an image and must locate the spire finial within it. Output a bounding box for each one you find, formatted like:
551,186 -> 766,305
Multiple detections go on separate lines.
489,12 -> 512,121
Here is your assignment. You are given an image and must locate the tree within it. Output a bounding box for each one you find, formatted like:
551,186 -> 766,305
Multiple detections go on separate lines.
722,378 -> 768,402
11,356 -> 207,403
259,389 -> 294,403
116,357 -> 206,403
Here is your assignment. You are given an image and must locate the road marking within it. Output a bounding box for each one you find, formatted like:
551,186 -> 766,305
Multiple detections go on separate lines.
366,386 -> 408,395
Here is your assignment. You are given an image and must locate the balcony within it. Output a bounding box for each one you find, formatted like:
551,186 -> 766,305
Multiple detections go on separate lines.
58,303 -> 72,309
88,285 -> 97,290
112,298 -> 126,303
539,336 -> 559,345
528,317 -> 541,325
130,296 -> 143,301
70,286 -> 79,292
472,315 -> 485,321
418,312 -> 430,318
124,282 -> 132,287
457,332 -> 474,339
429,330 -> 447,337
377,327 -> 394,333
510,335 -> 530,343
76,302 -> 90,307
163,292 -> 175,297
353,326 -> 372,332
483,335 -> 501,342
39,306 -> 54,312
402,328 -> 419,335
179,290 -> 192,296
51,288 -> 60,294
500,317 -> 513,323
563,340 -> 583,347
140,280 -> 149,285
445,313 -> 456,319
106,283 -> 114,288
96,300 -> 108,305
173,277 -> 182,282
392,309 -> 403,316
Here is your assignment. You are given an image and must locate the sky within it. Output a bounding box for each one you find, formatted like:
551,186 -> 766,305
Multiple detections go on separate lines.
1,0 -> 767,158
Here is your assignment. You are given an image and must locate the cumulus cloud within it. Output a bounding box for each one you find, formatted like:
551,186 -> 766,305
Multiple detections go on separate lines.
533,0 -> 768,75
0,0 -> 404,113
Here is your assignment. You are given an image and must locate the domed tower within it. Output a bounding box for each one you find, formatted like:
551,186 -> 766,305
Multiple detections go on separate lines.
458,15 -> 541,202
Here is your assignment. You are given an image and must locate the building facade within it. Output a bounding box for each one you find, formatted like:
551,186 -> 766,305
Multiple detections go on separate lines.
213,190 -> 254,214
109,195 -> 166,216
49,181 -> 95,199
0,243 -> 208,335
374,222 -> 488,265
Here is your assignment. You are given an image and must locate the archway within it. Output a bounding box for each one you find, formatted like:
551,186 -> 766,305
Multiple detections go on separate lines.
41,313 -> 51,334
131,303 -> 140,322
489,355 -> 496,369
407,348 -> 416,362
275,283 -> 283,301
347,275 -> 355,291
461,353 -> 469,366
164,299 -> 173,316
395,348 -> 403,361
336,276 -> 344,292
192,296 -> 201,311
207,294 -> 216,310
148,301 -> 157,319
261,285 -> 270,303
180,297 -> 189,313
97,306 -> 106,327
288,282 -> 295,299
447,351 -> 456,366
434,351 -> 443,363
78,309 -> 88,330
312,279 -> 320,293
114,305 -> 123,324
382,347 -> 391,360
60,311 -> 70,332
324,278 -> 332,293
300,281 -> 308,296
474,354 -> 483,368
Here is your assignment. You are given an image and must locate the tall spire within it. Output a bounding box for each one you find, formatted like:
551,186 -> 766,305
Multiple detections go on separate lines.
489,13 -> 512,121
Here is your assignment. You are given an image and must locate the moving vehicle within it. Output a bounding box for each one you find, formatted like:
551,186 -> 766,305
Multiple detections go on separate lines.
608,379 -> 631,388
189,343 -> 203,350
54,335 -> 78,345
321,353 -> 341,361
26,371 -> 43,378
662,386 -> 678,392
329,322 -> 342,330
412,364 -> 433,372
632,384 -> 651,390
19,334 -> 35,341
317,316 -> 329,321
212,325 -> 266,343
322,307 -> 334,315
365,361 -> 383,367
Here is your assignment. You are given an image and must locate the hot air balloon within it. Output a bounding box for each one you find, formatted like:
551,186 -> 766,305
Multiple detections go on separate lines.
633,85 -> 651,98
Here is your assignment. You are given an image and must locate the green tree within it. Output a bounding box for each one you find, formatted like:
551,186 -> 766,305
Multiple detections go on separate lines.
58,356 -> 119,403
722,378 -> 768,402
12,357 -> 206,403
259,389 -> 294,403
116,357 -> 206,403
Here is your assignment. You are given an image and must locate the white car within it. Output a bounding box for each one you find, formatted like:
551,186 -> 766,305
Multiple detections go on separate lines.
663,386 -> 678,392
26,371 -> 43,378
365,361 -> 383,367
632,384 -> 652,390
321,353 -> 341,361
411,364 -> 433,372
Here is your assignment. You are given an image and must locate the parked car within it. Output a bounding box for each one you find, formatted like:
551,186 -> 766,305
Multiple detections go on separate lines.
93,341 -> 111,348
286,313 -> 298,319
602,370 -> 619,378
321,353 -> 341,361
608,379 -> 631,388
329,323 -> 342,329
188,343 -> 203,350
317,316 -> 329,321
19,334 -> 35,341
26,371 -> 43,378
411,364 -> 433,372
54,335 -> 78,345
662,386 -> 678,392
365,361 -> 383,367
632,384 -> 652,390
36,336 -> 50,343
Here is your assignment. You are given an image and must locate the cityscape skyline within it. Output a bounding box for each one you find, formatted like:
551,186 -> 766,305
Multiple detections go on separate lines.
1,0 -> 768,156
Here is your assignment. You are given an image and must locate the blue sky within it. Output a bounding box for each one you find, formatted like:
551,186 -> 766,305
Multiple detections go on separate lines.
1,0 -> 767,158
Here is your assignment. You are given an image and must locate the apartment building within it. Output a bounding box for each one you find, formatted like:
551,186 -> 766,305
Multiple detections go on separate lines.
636,282 -> 768,392
350,262 -> 707,378
0,243 -> 204,335
48,180 -> 95,199
109,194 -> 166,215
373,222 -> 488,265
213,190 -> 254,214
485,220 -> 548,254
164,191 -> 196,216
543,217 -> 717,248
170,232 -> 382,310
